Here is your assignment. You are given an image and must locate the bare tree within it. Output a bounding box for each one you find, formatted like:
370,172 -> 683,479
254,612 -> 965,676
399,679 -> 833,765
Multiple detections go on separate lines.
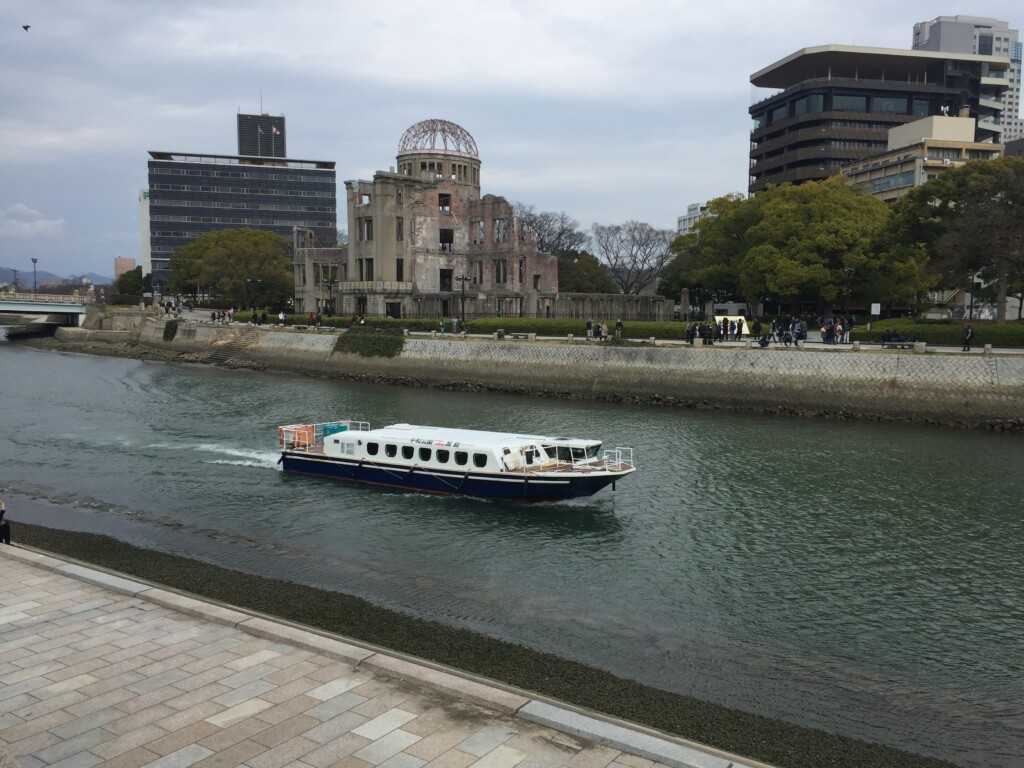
513,203 -> 588,255
590,221 -> 675,294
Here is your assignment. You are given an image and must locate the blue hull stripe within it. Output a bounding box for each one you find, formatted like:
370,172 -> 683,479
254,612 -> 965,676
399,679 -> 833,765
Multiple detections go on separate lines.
281,453 -> 624,500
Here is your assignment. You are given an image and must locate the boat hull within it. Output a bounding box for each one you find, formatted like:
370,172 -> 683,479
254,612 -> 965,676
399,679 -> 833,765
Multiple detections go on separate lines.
280,452 -> 629,500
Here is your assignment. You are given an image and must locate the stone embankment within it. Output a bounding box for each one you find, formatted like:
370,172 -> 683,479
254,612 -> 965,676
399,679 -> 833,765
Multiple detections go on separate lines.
51,319 -> 1024,430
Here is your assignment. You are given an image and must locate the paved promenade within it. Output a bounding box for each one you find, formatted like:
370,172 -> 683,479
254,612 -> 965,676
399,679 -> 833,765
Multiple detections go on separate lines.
0,548 -> 763,768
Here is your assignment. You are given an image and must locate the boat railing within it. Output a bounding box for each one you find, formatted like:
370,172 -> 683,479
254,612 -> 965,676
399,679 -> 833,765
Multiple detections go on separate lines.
279,420 -> 370,452
601,447 -> 634,470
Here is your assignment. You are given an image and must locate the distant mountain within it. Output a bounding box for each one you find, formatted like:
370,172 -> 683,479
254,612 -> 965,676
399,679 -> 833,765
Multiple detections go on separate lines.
0,267 -> 113,287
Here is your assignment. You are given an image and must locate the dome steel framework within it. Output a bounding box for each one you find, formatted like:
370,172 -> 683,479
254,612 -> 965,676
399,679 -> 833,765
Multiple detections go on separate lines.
398,119 -> 479,158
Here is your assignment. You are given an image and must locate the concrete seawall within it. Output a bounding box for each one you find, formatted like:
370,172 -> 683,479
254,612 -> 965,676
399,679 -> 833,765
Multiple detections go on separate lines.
63,320 -> 1024,427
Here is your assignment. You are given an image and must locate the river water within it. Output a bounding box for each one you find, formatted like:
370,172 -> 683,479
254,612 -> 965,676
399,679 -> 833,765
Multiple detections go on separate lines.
0,338 -> 1021,767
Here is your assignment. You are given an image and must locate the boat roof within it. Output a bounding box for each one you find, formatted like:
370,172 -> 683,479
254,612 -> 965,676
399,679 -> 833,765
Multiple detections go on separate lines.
365,423 -> 600,450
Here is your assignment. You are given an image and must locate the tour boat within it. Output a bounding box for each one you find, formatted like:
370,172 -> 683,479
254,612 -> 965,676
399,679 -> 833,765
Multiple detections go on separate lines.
277,421 -> 635,500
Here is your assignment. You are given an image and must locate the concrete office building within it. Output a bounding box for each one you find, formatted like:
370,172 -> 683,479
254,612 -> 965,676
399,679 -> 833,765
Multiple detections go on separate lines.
913,15 -> 1022,141
748,45 -> 1010,193
677,202 -> 711,235
143,115 -> 336,289
842,116 -> 1003,203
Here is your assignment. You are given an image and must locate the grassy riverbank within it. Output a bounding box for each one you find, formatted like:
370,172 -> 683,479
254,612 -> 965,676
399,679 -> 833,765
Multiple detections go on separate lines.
13,522 -> 957,768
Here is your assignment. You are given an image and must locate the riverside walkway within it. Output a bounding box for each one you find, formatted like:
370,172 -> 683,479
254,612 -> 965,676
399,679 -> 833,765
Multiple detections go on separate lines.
0,548 -> 764,768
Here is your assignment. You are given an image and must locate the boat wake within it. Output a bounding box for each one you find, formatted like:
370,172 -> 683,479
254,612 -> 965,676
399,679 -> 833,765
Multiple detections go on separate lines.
195,444 -> 281,469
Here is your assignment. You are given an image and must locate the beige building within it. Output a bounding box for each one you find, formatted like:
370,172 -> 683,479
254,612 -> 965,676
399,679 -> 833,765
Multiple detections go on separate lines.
294,119 -> 558,319
842,115 -> 1003,203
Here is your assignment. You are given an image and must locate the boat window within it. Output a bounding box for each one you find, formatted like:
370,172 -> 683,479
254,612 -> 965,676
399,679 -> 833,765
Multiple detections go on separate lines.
367,442 -> 379,456
524,449 -> 535,465
586,445 -> 601,459
385,444 -> 397,458
571,447 -> 585,461
557,447 -> 573,462
455,451 -> 468,465
544,446 -> 557,459
419,447 -> 432,461
437,449 -> 450,463
473,453 -> 488,468
402,445 -> 414,460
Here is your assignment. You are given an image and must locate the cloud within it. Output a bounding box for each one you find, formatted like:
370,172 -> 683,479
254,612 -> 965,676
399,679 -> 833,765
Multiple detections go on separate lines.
0,204 -> 66,239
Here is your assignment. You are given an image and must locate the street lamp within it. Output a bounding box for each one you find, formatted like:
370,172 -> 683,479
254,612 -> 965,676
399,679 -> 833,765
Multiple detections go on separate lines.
454,275 -> 471,325
31,258 -> 37,294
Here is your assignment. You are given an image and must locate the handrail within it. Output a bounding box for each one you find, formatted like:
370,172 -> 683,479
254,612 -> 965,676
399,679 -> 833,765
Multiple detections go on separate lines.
1,292 -> 87,304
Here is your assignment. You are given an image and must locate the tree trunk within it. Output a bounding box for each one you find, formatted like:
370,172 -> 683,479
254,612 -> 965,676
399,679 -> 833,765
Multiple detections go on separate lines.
997,269 -> 1008,323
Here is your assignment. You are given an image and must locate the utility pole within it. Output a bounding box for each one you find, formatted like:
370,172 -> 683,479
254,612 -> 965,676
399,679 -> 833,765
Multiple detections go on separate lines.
31,258 -> 38,293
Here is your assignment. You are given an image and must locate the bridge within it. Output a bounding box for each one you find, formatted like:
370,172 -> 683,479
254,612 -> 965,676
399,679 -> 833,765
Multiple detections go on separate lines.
0,292 -> 88,330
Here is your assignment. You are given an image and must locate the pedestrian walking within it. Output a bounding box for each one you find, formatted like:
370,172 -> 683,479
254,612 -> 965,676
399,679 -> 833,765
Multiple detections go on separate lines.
962,324 -> 974,352
0,502 -> 10,545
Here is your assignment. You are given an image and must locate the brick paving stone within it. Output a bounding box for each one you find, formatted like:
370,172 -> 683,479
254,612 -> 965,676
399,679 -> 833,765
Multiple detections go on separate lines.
334,756 -> 375,768
226,649 -> 283,671
165,683 -> 232,712
252,694 -> 318,725
90,725 -> 170,760
0,708 -> 75,743
300,732 -> 372,768
32,727 -> 113,764
308,676 -> 367,701
260,677 -> 322,705
422,750 -> 477,768
64,688 -> 134,718
46,751 -> 104,768
212,680 -> 277,708
12,691 -> 86,721
48,707 -> 124,739
142,743 -> 215,767
304,711 -> 369,745
190,738 -> 265,768
352,729 -> 421,766
565,746 -> 620,768
45,657 -> 109,683
246,735 -> 319,768
204,698 -> 273,729
46,751 -> 105,768
198,718 -> 271,751
264,660 -> 321,685
352,691 -> 415,720
305,692 -> 368,722
4,728 -> 62,758
456,727 -> 517,758
308,662 -> 364,684
98,746 -> 162,768
0,660 -> 64,685
473,744 -> 529,768
406,727 -> 477,761
352,709 -> 417,741
265,649 -> 315,670
105,704 -> 177,735
158,701 -> 224,733
170,665 -> 234,692
220,664 -> 279,689
249,713 -> 320,748
147,722 -> 220,757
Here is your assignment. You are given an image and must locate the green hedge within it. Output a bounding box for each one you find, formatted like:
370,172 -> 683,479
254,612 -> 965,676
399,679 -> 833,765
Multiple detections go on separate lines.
851,319 -> 1024,347
333,326 -> 405,357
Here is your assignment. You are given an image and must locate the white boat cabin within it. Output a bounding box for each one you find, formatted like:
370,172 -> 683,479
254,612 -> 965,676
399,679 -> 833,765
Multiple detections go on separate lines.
282,421 -> 606,474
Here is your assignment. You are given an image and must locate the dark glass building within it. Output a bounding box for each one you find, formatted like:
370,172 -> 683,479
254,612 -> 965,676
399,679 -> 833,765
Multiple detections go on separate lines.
237,113 -> 287,158
144,152 -> 336,287
748,45 -> 1010,193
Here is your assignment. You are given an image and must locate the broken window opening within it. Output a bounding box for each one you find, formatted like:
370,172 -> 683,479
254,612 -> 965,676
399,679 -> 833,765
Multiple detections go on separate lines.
494,218 -> 509,243
495,260 -> 507,284
440,269 -> 453,292
438,193 -> 451,212
396,216 -> 404,242
439,228 -> 454,252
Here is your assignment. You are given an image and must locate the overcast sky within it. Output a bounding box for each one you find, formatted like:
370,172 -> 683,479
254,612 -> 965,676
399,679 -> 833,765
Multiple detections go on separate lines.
1,1 -> 1021,278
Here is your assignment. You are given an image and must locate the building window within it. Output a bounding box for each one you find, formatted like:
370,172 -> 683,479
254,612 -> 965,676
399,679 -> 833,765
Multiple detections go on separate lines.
296,264 -> 306,285
770,105 -> 788,123
360,193 -> 371,205
533,274 -> 541,290
362,218 -> 373,241
793,94 -> 824,115
874,96 -> 908,114
471,219 -> 483,244
494,218 -> 509,243
495,260 -> 507,283
833,94 -> 867,112
439,193 -> 451,211
979,35 -> 993,56
440,228 -> 454,252
440,269 -> 453,292
396,216 -> 404,241
913,99 -> 930,117
396,188 -> 404,205
364,259 -> 374,280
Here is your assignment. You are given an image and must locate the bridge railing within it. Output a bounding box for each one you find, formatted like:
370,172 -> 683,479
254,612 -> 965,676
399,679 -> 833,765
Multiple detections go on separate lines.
2,292 -> 87,304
